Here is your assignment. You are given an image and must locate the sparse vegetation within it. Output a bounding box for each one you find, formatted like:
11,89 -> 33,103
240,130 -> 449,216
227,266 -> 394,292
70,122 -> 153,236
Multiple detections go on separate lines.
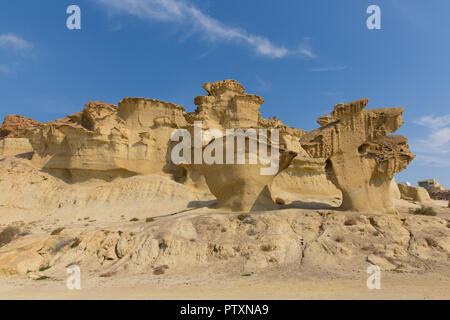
409,206 -> 437,216
261,244 -> 276,252
153,265 -> 169,275
392,269 -> 404,273
241,273 -> 251,277
130,218 -> 139,222
334,235 -> 345,243
53,238 -> 75,253
38,265 -> 51,272
425,237 -> 439,248
145,218 -> 155,223
0,226 -> 20,248
344,218 -> 357,226
50,227 -> 65,235
35,276 -> 50,281
237,214 -> 249,221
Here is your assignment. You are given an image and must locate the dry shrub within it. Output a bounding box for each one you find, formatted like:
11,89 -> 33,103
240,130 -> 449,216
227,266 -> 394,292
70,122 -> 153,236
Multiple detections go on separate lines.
344,218 -> 357,226
50,227 -> 65,235
153,265 -> 169,275
425,237 -> 439,248
410,206 -> 437,216
261,244 -> 276,252
0,226 -> 20,248
237,214 -> 249,221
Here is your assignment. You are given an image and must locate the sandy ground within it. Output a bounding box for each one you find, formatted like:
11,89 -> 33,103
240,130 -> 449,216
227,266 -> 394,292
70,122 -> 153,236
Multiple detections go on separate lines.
1,156 -> 449,300
1,272 -> 449,300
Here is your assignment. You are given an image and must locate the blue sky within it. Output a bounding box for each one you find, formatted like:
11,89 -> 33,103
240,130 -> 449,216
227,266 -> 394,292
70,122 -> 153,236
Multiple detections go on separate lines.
1,0 -> 449,186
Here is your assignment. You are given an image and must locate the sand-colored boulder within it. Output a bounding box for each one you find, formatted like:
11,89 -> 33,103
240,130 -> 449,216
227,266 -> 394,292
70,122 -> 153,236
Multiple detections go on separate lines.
300,98 -> 415,214
0,235 -> 47,276
397,183 -> 432,203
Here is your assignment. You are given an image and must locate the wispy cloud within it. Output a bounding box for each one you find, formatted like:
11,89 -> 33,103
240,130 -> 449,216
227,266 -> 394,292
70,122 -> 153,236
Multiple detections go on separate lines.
0,33 -> 31,52
254,75 -> 271,92
414,114 -> 450,129
309,65 -> 347,72
0,34 -> 32,74
415,154 -> 450,168
412,114 -> 450,168
95,0 -> 314,59
0,64 -> 11,73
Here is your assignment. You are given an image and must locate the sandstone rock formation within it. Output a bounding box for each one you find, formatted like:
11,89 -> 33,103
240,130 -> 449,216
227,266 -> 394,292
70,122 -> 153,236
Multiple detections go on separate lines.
26,100 -> 187,182
390,178 -> 401,200
0,138 -> 33,157
0,115 -> 39,138
12,80 -> 337,201
184,80 -> 339,201
398,183 -> 432,203
300,98 -> 415,214
182,131 -> 298,211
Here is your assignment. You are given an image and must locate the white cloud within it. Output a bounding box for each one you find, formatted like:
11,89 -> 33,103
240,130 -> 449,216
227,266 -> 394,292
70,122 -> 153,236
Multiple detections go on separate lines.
415,154 -> 450,167
309,65 -> 347,72
95,0 -> 313,59
412,114 -> 450,168
414,115 -> 450,152
413,114 -> 450,128
0,33 -> 31,52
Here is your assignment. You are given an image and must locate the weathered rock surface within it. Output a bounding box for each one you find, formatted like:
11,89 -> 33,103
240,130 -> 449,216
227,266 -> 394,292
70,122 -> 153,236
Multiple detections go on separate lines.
0,138 -> 33,156
398,183 -> 432,203
390,178 -> 402,200
4,80 -> 337,200
300,99 -> 415,214
183,131 -> 298,211
0,115 -> 38,156
183,80 -> 337,204
0,115 -> 39,139
1,209 -> 449,278
0,157 -> 212,223
26,100 -> 187,182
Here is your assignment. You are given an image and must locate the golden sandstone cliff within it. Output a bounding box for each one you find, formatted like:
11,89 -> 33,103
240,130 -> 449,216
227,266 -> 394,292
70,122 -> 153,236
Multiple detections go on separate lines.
1,80 -> 450,282
0,80 -> 419,214
0,80 -> 339,210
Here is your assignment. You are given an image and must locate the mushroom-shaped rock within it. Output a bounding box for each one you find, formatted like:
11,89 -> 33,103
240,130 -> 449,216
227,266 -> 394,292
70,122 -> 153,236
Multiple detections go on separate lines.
300,98 -> 415,214
183,130 -> 297,211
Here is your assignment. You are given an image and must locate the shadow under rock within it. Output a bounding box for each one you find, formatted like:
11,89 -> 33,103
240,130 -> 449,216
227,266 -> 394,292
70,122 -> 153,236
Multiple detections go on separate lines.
187,200 -> 218,209
282,200 -> 339,210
